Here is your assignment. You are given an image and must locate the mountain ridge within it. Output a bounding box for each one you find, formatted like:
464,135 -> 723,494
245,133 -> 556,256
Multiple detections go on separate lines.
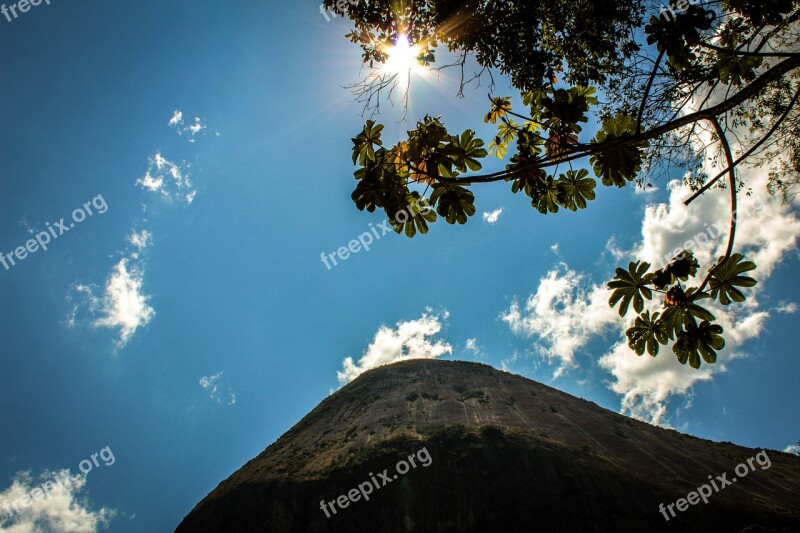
177,359 -> 800,532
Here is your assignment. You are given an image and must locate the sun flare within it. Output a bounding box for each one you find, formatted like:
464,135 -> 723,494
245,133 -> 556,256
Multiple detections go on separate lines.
382,35 -> 424,75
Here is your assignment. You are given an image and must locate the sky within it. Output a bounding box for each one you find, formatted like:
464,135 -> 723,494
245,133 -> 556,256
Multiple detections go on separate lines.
0,1 -> 798,531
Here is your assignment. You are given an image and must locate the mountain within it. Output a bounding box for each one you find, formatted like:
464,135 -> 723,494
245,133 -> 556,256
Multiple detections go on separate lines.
176,360 -> 800,532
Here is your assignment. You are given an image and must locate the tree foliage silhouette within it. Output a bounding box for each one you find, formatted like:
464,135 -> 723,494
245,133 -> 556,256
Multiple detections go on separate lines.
325,0 -> 800,369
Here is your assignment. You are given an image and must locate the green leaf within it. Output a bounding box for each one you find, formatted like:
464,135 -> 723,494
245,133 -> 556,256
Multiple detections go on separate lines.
653,250 -> 699,289
626,311 -> 669,356
390,194 -> 438,237
608,261 -> 654,316
351,120 -> 385,165
724,0 -> 795,26
686,302 -> 715,322
509,165 -> 547,197
530,176 -> 561,214
351,163 -> 390,212
489,119 -> 519,159
709,253 -> 758,305
590,113 -> 649,187
660,289 -> 715,339
667,252 -> 699,281
489,137 -> 509,159
716,54 -> 763,86
673,320 -> 725,368
485,96 -> 512,124
660,306 -> 687,340
540,87 -> 597,134
431,185 -> 476,225
406,115 -> 450,161
556,169 -> 596,211
448,130 -> 488,172
521,88 -> 551,108
644,6 -> 715,71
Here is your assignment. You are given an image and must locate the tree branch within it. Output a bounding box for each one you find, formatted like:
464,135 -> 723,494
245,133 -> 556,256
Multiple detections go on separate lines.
637,49 -> 666,135
696,118 -> 738,295
446,55 -> 800,185
684,85 -> 800,206
699,42 -> 800,58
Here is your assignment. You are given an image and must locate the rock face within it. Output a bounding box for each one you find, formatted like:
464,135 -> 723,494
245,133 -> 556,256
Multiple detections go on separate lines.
176,360 -> 800,532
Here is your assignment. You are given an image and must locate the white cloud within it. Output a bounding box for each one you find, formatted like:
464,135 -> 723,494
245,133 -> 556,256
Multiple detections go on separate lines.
199,372 -> 236,405
0,470 -> 114,532
136,153 -> 196,205
464,338 -> 482,358
600,341 -> 723,427
128,230 -> 152,251
136,172 -> 163,193
501,160 -> 798,424
337,311 -> 453,385
784,443 -> 800,455
634,183 -> 658,195
94,259 -> 154,346
500,350 -> 522,373
68,258 -> 155,347
639,176 -> 798,278
501,264 -> 618,377
67,110 -> 209,348
604,236 -> 628,261
500,259 -> 772,425
776,301 -> 798,314
482,208 -> 504,224
575,80 -> 797,424
17,217 -> 34,236
168,110 -> 183,127
167,109 -> 211,141
188,119 -> 206,136
597,159 -> 797,423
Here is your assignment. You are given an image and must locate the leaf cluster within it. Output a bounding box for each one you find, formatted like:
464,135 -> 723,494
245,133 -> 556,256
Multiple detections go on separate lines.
645,5 -> 716,71
350,116 -> 486,231
609,252 -> 757,368
336,0 -> 789,372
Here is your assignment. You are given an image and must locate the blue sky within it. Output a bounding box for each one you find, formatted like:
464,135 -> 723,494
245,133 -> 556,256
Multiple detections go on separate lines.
1,1 -> 798,531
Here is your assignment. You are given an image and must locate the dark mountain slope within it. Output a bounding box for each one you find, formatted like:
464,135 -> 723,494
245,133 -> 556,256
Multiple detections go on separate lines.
177,359 -> 800,532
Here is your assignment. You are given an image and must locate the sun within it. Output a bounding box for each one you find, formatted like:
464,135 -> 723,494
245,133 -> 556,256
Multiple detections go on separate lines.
381,35 -> 424,75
